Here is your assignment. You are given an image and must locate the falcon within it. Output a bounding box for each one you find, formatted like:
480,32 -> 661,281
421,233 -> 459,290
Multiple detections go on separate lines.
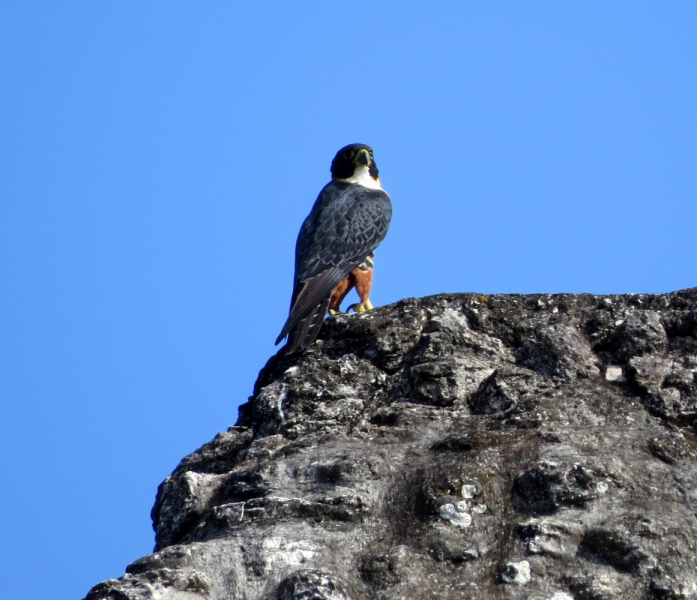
275,143 -> 392,353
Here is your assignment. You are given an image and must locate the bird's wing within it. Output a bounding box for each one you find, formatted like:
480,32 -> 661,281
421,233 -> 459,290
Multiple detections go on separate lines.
295,182 -> 392,283
276,182 -> 392,348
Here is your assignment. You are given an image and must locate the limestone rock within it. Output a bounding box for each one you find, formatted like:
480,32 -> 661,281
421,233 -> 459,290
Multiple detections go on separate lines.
84,290 -> 697,600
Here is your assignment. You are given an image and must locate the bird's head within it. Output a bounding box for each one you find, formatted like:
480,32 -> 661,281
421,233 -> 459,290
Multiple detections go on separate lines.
330,143 -> 381,189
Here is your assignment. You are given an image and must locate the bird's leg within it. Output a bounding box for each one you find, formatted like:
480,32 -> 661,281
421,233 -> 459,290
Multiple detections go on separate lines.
329,276 -> 353,315
351,261 -> 374,313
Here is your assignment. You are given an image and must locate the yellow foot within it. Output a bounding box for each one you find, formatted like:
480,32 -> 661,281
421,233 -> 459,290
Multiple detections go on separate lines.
347,303 -> 366,313
347,299 -> 374,313
328,308 -> 340,315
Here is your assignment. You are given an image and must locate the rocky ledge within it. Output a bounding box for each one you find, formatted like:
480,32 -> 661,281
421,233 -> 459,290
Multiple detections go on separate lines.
85,290 -> 697,600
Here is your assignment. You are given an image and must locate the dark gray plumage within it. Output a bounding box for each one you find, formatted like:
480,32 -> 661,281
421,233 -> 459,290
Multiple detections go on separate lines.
276,144 -> 392,353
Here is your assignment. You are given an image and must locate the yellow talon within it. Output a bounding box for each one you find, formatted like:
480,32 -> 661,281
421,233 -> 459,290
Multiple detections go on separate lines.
328,308 -> 340,315
346,299 -> 374,313
347,303 -> 365,313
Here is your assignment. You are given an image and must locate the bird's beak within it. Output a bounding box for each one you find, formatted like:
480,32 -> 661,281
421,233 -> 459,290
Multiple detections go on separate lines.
356,149 -> 370,166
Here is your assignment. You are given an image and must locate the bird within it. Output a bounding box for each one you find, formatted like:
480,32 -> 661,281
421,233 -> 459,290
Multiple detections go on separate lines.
275,143 -> 392,353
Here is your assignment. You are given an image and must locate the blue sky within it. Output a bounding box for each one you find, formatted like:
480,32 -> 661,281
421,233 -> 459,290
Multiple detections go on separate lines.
1,2 -> 696,598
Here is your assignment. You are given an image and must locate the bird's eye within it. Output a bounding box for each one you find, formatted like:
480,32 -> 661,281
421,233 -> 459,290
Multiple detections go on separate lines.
343,150 -> 353,159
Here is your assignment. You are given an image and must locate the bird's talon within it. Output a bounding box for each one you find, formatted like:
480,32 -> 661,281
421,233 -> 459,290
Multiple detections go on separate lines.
347,303 -> 366,313
328,309 -> 340,315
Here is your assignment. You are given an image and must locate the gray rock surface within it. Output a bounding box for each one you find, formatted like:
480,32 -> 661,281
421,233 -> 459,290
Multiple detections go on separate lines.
85,290 -> 697,600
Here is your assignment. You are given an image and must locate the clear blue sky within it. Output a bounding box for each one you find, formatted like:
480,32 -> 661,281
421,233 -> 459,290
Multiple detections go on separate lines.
1,2 -> 696,598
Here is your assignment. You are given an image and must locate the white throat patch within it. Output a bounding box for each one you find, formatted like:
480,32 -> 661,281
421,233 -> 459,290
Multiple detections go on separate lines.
341,164 -> 383,190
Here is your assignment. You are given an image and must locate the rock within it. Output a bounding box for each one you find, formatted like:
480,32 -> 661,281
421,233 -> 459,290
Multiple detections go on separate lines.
439,501 -> 473,528
512,461 -> 599,516
500,560 -> 531,585
358,545 -> 408,588
84,290 -> 697,600
549,593 -> 574,600
578,528 -> 654,574
605,310 -> 668,362
276,570 -> 350,600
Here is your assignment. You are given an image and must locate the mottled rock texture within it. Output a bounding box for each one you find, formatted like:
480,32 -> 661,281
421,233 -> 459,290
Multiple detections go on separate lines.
85,291 -> 697,600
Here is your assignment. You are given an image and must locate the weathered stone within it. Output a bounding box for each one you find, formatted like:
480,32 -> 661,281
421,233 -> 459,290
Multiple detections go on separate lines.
517,518 -> 582,557
578,528 -> 652,574
618,311 -> 669,359
358,545 -> 408,588
275,570 -> 350,600
501,559 -> 531,585
84,290 -> 697,600
512,461 -> 598,516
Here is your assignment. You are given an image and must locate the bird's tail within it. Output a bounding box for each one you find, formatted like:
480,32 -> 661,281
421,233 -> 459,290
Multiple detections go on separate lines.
275,266 -> 351,351
283,295 -> 332,353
